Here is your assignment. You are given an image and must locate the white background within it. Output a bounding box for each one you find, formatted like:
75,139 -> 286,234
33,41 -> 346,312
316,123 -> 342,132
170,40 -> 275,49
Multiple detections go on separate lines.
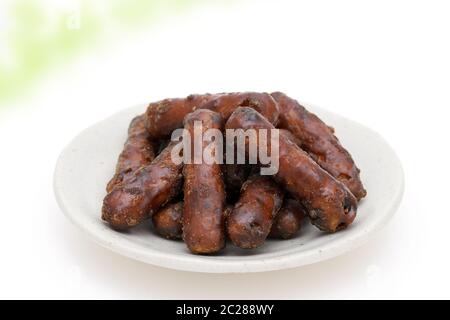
0,0 -> 449,299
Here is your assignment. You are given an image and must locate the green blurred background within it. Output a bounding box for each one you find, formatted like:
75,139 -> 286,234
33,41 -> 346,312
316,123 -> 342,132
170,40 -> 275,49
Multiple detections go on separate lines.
0,0 -> 235,107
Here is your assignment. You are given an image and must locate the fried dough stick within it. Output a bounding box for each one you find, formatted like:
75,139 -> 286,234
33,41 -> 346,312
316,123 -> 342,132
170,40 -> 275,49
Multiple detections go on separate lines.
271,92 -> 366,200
225,107 -> 358,233
182,109 -> 226,254
227,175 -> 284,249
145,92 -> 279,139
269,199 -> 306,239
106,115 -> 156,192
102,141 -> 183,229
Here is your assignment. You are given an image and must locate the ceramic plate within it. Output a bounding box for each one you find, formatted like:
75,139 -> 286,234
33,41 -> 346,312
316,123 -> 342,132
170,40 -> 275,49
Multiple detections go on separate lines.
54,103 -> 404,273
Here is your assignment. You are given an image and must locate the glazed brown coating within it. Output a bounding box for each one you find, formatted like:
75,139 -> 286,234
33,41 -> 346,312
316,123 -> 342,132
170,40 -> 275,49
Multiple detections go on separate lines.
152,202 -> 183,240
271,92 -> 367,201
227,175 -> 284,249
201,92 -> 279,126
102,141 -> 183,229
145,92 -> 279,139
182,109 -> 226,254
106,115 -> 156,193
153,203 -> 233,240
269,199 -> 306,239
145,94 -> 219,139
225,107 -> 358,233
279,128 -> 303,147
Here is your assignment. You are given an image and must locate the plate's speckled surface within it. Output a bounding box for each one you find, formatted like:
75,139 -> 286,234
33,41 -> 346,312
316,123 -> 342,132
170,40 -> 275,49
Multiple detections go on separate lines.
54,103 -> 404,273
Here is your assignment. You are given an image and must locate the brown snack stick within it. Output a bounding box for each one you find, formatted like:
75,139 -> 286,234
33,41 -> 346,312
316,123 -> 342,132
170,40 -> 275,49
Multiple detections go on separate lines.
106,115 -> 156,192
152,202 -> 183,240
102,141 -> 183,229
269,198 -> 306,239
271,92 -> 367,201
227,175 -> 284,249
145,92 -> 279,139
146,94 -> 219,139
201,92 -> 279,126
225,107 -> 358,233
182,109 -> 226,254
153,203 -> 233,241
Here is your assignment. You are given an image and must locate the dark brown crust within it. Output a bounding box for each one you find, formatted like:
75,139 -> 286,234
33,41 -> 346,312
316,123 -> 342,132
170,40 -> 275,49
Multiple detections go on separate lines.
145,92 -> 279,139
152,202 -> 183,240
227,175 -> 284,249
101,141 -> 183,229
269,199 -> 306,239
271,92 -> 367,201
201,92 -> 279,126
182,109 -> 226,254
225,107 -> 358,233
145,94 -> 219,139
153,203 -> 233,241
106,115 -> 156,193
279,128 -> 303,147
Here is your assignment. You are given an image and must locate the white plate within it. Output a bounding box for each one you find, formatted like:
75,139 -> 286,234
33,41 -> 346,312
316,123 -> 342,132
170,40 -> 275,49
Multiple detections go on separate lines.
54,103 -> 404,273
